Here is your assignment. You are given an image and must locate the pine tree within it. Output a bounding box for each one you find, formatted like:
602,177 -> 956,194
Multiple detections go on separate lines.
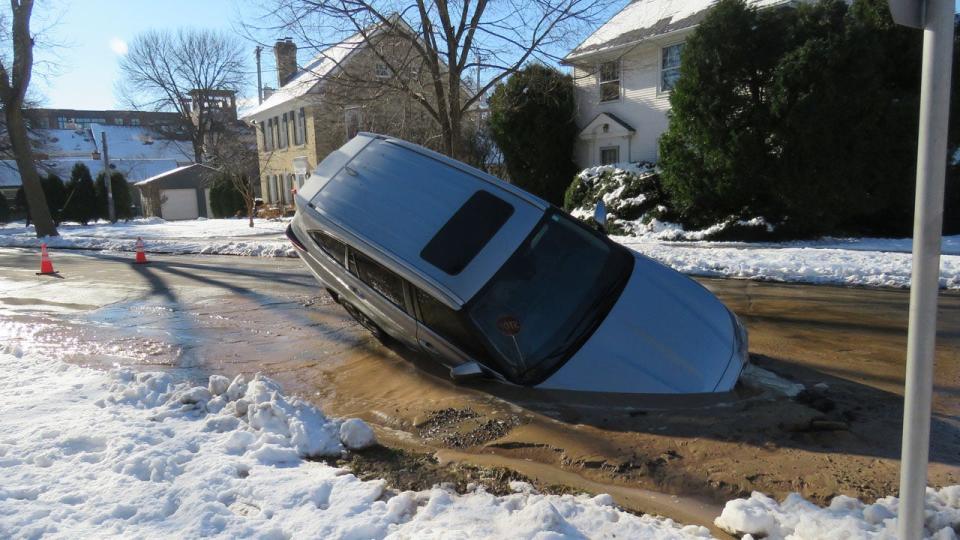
658,0 -> 959,237
95,171 -> 132,222
14,186 -> 28,225
63,163 -> 98,225
41,174 -> 66,225
0,192 -> 9,223
209,173 -> 246,218
488,64 -> 579,206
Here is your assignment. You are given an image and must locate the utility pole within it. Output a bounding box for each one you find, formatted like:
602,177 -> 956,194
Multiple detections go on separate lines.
255,46 -> 263,105
474,45 -> 485,131
101,130 -> 115,223
887,0 -> 955,538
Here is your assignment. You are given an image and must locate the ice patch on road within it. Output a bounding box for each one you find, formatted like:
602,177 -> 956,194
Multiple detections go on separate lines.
0,352 -> 715,539
739,364 -> 806,397
716,488 -> 960,539
2,218 -> 960,289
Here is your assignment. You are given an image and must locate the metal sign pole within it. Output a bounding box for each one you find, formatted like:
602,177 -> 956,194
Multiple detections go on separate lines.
892,0 -> 955,537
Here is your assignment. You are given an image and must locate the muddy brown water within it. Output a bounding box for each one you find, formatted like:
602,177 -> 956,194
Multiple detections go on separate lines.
2,247 -> 959,533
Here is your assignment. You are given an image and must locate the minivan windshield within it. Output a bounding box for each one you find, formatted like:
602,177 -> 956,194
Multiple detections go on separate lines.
466,210 -> 633,385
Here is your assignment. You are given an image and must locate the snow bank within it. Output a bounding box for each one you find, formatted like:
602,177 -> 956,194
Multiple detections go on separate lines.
716,489 -> 960,539
0,217 -> 295,257
621,239 -> 960,289
0,350 -> 712,539
4,213 -> 960,290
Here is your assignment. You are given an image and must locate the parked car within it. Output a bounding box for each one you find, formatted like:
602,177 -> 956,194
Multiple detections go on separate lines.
286,133 -> 748,394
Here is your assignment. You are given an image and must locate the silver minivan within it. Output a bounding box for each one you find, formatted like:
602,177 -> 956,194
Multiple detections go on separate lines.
286,133 -> 748,394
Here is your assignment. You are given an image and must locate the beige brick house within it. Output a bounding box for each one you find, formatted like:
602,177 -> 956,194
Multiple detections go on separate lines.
241,25 -> 441,210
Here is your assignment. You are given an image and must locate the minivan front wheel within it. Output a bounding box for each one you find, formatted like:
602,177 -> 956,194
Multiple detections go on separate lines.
341,302 -> 390,343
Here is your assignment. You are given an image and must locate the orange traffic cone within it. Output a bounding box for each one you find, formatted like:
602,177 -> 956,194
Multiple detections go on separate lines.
134,237 -> 148,264
36,243 -> 58,275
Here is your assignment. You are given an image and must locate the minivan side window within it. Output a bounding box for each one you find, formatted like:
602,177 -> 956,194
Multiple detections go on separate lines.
349,249 -> 405,308
310,231 -> 346,266
415,288 -> 488,361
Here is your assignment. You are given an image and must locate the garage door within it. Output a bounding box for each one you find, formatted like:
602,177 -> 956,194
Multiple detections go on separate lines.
160,189 -> 199,221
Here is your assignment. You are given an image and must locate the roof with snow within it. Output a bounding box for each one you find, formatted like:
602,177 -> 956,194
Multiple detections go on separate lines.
135,163 -> 218,187
0,158 -> 188,188
564,0 -> 791,61
89,124 -> 194,161
242,31 -> 367,121
30,124 -> 194,162
32,129 -> 97,158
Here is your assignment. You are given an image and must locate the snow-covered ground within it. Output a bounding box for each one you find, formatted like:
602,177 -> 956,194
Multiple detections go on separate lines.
0,349 -> 712,539
3,349 -> 958,539
0,218 -> 295,257
2,218 -> 960,289
620,238 -> 960,290
716,489 -> 960,540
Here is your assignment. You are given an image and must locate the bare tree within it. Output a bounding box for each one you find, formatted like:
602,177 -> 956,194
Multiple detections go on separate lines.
206,126 -> 261,227
251,0 -> 614,159
0,0 -> 55,236
118,28 -> 247,163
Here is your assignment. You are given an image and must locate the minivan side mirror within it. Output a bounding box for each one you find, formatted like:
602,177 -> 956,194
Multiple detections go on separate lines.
449,362 -> 485,382
594,199 -> 608,234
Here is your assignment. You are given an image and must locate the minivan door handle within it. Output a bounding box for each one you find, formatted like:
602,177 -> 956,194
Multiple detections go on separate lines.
420,339 -> 435,350
349,285 -> 365,299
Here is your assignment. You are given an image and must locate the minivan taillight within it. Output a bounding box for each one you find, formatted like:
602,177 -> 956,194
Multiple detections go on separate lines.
285,224 -> 307,251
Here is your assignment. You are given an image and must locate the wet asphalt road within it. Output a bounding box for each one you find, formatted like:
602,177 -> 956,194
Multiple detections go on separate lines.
1,246 -> 958,530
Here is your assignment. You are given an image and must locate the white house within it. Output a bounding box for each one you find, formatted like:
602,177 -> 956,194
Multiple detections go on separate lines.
563,0 -> 793,167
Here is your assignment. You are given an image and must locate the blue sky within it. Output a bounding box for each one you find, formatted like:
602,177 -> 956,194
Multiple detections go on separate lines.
34,0 -> 258,110
32,0 -> 960,111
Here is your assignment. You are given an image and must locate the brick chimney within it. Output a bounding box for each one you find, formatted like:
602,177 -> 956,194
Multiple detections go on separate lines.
274,38 -> 297,87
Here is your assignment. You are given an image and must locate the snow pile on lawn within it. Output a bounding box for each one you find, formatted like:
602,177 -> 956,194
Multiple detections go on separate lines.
0,350 -> 712,539
622,238 -> 960,289
0,217 -> 295,257
565,162 -> 775,240
716,489 -> 960,539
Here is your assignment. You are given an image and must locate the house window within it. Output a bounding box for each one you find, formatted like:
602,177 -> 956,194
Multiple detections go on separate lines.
265,119 -> 275,151
298,108 -> 307,145
56,116 -> 67,129
599,60 -> 620,102
600,146 -> 619,165
114,117 -> 124,125
130,118 -> 141,126
375,62 -> 391,78
661,43 -> 684,92
280,113 -> 289,149
344,107 -> 362,139
268,174 -> 278,202
292,109 -> 303,145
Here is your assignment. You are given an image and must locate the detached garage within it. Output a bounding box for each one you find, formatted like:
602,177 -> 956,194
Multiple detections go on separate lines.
136,164 -> 218,221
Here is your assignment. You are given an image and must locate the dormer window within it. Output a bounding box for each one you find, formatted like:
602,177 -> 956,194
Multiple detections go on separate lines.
599,60 -> 620,103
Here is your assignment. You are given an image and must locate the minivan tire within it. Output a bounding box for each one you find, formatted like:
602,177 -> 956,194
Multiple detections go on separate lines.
325,287 -> 340,304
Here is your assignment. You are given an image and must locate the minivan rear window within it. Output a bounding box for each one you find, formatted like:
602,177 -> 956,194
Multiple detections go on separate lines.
310,231 -> 346,266
420,190 -> 514,275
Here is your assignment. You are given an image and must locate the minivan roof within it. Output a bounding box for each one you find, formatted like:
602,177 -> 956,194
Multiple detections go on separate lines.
297,133 -> 549,306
